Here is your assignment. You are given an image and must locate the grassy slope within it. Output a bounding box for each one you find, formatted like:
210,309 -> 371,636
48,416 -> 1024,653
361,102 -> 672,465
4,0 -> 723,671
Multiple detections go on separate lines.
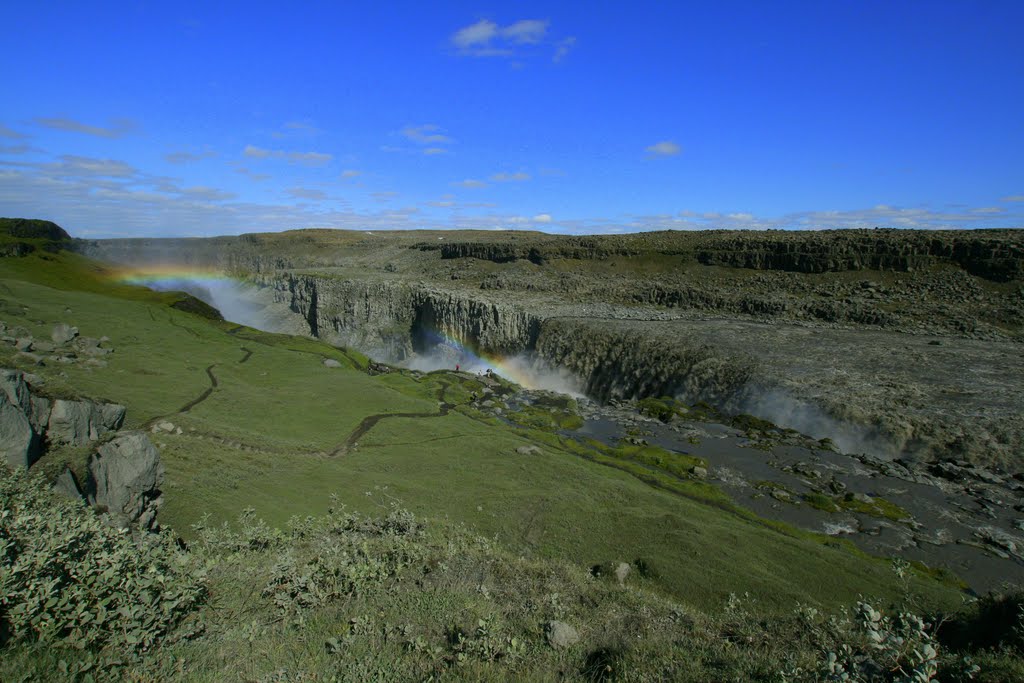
0,248 -> 964,615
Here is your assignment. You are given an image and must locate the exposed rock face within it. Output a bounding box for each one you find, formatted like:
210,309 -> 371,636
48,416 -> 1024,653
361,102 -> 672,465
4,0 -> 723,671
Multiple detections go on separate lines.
86,431 -> 164,530
79,228 -> 1024,466
0,370 -> 43,468
277,275 -> 542,360
0,368 -> 127,468
0,391 -> 36,468
47,399 -> 126,446
52,466 -> 85,503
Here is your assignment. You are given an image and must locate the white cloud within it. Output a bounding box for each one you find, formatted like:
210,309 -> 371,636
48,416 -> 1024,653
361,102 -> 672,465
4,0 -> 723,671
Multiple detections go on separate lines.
400,124 -> 452,145
244,144 -> 270,159
340,169 -> 362,178
242,145 -> 332,166
490,171 -> 531,182
423,147 -> 448,156
454,179 -> 487,189
452,19 -> 499,49
645,141 -> 681,157
502,19 -> 548,44
451,18 -> 568,60
553,37 -> 576,62
0,124 -> 27,139
972,207 -> 1004,214
34,117 -> 136,139
372,191 -> 398,202
1000,195 -> 1024,202
533,213 -> 552,223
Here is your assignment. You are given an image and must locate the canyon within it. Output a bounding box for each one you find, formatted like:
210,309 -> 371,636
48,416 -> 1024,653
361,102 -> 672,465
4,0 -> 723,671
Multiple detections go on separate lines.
78,227 -> 1024,467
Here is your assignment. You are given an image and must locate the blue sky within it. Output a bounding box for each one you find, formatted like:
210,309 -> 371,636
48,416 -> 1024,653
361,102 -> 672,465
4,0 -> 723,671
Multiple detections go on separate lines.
1,1 -> 1022,238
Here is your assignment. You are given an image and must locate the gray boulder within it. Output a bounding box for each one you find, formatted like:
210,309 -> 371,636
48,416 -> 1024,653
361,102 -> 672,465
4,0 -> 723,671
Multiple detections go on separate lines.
0,369 -> 32,413
323,358 -> 342,368
29,396 -> 51,433
47,399 -> 126,446
545,621 -> 580,649
52,466 -> 85,503
516,445 -> 542,455
86,432 -> 164,529
0,390 -> 37,468
51,323 -> 78,345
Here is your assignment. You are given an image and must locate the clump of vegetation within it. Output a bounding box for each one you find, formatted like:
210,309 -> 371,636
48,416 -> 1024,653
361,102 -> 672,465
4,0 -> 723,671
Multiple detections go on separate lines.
838,493 -> 912,522
5,466 -> 1024,681
0,468 -> 207,664
507,404 -> 583,431
637,396 -> 679,422
804,491 -> 841,512
611,442 -> 707,479
731,412 -> 779,433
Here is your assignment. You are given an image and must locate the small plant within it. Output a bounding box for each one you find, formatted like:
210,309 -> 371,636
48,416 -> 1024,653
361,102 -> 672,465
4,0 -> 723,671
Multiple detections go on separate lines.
0,467 -> 207,658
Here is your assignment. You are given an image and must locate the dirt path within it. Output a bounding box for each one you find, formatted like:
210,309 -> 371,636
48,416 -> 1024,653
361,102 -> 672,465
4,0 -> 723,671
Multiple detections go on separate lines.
177,364 -> 218,413
330,379 -> 456,456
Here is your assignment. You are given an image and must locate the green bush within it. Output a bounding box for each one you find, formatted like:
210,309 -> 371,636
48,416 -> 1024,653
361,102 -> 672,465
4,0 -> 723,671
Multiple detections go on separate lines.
0,467 -> 207,656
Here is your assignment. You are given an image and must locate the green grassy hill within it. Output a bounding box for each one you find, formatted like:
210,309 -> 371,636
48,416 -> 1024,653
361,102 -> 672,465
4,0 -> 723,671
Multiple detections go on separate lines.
2,241 -> 1021,681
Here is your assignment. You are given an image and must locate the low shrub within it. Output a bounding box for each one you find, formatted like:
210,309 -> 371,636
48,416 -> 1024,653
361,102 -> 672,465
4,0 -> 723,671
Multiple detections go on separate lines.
0,467 -> 207,657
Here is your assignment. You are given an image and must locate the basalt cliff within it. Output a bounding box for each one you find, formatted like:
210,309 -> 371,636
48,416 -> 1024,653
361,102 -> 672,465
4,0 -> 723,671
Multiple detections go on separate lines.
78,228 -> 1024,467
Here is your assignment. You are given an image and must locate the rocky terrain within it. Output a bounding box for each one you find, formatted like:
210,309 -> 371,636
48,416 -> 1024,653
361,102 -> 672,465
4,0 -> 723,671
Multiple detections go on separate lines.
78,228 -> 1024,469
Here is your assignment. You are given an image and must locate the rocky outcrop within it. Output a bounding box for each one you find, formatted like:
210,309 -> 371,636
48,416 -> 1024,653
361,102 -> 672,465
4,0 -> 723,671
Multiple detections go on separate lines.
276,275 -> 542,360
86,431 -> 164,530
0,370 -> 44,468
46,399 -> 126,446
0,217 -> 71,241
692,229 -> 1023,282
0,368 -> 126,468
535,319 -> 754,404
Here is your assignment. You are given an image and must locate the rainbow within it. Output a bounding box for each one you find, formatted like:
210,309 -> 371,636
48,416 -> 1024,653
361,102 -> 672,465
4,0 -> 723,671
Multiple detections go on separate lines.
108,264 -> 237,286
411,327 -> 561,392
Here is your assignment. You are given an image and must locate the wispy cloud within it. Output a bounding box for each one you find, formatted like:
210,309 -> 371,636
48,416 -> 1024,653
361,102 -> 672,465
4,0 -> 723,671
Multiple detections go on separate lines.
0,144 -> 36,155
340,169 -> 362,179
451,18 -> 574,61
165,150 -> 217,164
272,120 -> 322,139
971,207 -> 1004,214
235,167 -> 271,181
645,140 -> 681,158
400,124 -> 452,145
503,19 -> 548,44
454,178 -> 487,189
533,213 -> 553,223
47,155 -> 137,178
490,171 -> 531,182
553,37 -> 576,63
286,187 -> 327,201
34,117 -> 137,139
243,144 -> 332,166
1000,195 -> 1024,202
0,124 -> 28,139
178,186 -> 236,201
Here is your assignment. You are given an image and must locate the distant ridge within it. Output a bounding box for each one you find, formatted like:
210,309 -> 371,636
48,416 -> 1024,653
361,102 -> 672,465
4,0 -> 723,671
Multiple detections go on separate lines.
0,217 -> 72,241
